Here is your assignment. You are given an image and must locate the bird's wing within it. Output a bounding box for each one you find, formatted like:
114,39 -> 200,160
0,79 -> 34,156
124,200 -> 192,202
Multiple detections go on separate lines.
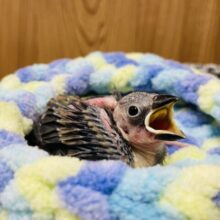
33,95 -> 133,165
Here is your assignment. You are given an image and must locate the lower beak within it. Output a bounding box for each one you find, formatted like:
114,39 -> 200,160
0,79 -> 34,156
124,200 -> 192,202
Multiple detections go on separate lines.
145,95 -> 185,141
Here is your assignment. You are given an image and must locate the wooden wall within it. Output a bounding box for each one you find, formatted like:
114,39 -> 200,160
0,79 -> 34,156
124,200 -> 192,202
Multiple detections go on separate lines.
0,0 -> 220,77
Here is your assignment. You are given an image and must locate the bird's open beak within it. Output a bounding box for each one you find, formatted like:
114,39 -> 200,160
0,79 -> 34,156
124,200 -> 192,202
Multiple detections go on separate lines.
144,95 -> 185,141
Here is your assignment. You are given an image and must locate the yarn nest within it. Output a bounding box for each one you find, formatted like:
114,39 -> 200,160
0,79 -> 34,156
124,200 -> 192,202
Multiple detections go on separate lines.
0,52 -> 220,220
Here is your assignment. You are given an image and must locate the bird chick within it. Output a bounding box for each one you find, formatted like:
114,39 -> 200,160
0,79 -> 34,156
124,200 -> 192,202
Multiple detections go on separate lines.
30,92 -> 185,168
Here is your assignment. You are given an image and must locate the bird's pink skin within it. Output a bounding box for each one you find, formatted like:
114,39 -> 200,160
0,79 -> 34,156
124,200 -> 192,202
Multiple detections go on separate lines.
99,109 -> 113,132
85,96 -> 117,132
86,96 -> 117,111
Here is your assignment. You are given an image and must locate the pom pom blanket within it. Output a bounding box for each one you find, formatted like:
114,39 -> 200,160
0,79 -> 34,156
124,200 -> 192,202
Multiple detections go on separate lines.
0,52 -> 220,220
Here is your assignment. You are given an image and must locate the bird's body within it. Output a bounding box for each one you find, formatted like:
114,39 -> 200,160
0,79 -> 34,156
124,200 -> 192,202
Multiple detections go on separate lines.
31,92 -> 185,167
33,95 -> 134,165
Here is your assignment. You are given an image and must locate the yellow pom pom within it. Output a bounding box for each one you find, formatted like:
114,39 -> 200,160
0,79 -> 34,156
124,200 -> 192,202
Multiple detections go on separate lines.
51,75 -> 67,95
0,102 -> 32,136
126,53 -> 142,61
198,79 -> 220,112
56,209 -> 79,220
0,211 -> 8,220
202,138 -> 220,151
0,74 -> 21,89
110,65 -> 136,92
161,165 -> 220,220
16,157 -> 83,215
22,81 -> 48,92
165,146 -> 206,165
86,54 -> 107,69
191,68 -> 212,76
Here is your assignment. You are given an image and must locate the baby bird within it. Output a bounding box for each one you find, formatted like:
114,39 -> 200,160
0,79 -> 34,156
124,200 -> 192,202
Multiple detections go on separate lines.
31,92 -> 185,168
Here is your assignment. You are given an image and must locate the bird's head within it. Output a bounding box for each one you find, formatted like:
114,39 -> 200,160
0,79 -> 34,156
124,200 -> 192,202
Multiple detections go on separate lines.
113,92 -> 185,150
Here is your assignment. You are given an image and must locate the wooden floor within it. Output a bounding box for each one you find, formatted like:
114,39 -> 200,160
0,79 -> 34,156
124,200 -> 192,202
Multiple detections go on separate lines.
0,0 -> 220,77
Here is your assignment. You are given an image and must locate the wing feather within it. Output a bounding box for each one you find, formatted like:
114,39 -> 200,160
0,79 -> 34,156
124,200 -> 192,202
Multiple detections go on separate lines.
33,95 -> 133,165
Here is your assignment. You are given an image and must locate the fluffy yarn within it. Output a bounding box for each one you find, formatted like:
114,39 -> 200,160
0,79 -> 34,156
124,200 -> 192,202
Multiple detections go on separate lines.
0,52 -> 220,220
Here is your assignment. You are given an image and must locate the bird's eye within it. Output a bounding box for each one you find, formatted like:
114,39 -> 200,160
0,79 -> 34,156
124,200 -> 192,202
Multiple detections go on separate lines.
128,106 -> 140,117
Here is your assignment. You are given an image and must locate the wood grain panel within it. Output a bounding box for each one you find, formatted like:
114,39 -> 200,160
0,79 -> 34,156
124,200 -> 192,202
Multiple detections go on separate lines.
0,0 -> 220,77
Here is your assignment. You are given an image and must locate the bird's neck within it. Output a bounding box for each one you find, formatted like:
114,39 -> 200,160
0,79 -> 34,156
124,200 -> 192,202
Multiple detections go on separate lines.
132,142 -> 166,168
114,120 -> 167,168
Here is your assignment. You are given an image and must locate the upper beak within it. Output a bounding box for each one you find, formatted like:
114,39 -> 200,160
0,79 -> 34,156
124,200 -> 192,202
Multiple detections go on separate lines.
145,94 -> 185,141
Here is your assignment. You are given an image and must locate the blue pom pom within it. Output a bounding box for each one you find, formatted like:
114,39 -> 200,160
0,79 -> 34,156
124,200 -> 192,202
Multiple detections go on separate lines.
0,90 -> 37,119
16,64 -> 50,82
49,58 -> 72,69
167,145 -> 180,154
34,85 -> 55,114
65,59 -> 95,75
213,192 -> 220,206
152,69 -> 191,95
138,53 -> 165,66
208,147 -> 220,155
65,73 -> 90,95
175,74 -> 210,104
104,53 -> 138,67
131,65 -> 163,92
64,59 -> 94,95
180,136 -> 199,146
0,162 -> 14,193
175,109 -> 212,127
59,161 -> 127,195
58,184 -> 111,220
166,60 -> 189,70
109,166 -> 182,220
0,130 -> 26,149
